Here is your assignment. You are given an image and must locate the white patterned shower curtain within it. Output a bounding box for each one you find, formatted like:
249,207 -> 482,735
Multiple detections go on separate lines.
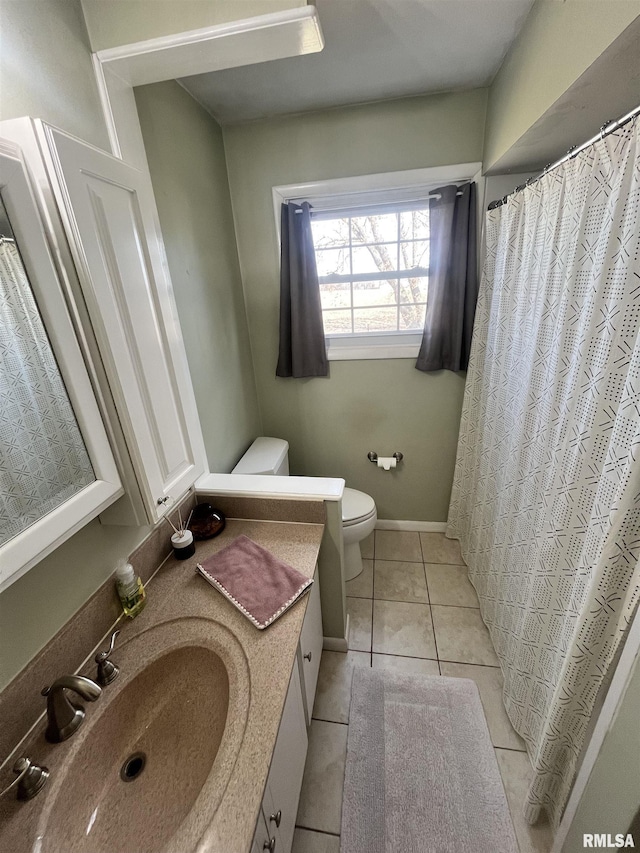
447,116 -> 640,826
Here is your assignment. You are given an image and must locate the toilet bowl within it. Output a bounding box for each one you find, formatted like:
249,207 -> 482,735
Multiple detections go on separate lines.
341,487 -> 377,581
232,437 -> 376,581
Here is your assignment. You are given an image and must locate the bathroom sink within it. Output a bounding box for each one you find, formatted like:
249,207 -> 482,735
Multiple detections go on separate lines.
37,619 -> 250,853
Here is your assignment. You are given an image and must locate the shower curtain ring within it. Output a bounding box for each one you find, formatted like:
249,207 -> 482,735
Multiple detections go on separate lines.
600,120 -> 614,140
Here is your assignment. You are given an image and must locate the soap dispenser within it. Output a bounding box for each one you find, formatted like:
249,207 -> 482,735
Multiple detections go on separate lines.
115,560 -> 146,618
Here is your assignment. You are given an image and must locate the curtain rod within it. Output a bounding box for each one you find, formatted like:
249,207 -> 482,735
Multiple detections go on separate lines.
293,189 -> 464,213
488,103 -> 640,211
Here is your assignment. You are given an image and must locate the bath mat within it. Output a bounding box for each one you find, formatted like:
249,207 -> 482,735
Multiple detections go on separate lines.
341,668 -> 518,853
196,534 -> 312,629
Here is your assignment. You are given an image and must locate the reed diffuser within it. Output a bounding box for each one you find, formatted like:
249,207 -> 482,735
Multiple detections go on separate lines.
163,503 -> 195,560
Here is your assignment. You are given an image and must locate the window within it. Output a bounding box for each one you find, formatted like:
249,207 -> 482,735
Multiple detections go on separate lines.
273,163 -> 481,359
311,204 -> 429,338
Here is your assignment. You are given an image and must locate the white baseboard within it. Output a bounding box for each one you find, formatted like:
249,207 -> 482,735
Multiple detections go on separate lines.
323,613 -> 349,653
375,519 -> 447,532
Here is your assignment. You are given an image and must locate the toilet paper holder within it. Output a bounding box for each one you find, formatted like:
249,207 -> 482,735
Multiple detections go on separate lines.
368,451 -> 403,464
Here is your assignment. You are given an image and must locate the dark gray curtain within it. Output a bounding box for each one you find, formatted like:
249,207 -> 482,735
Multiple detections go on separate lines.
276,202 -> 328,378
415,182 -> 478,372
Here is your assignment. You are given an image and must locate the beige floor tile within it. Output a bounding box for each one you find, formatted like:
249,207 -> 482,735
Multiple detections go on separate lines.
372,654 -> 440,676
440,663 -> 526,751
292,828 -> 340,853
419,532 -> 465,565
495,749 -> 554,853
431,605 -> 500,666
312,650 -> 370,724
345,558 -> 373,598
360,531 -> 374,559
374,530 -> 423,562
374,559 -> 429,603
425,563 -> 479,607
346,597 -> 372,652
296,720 -> 348,835
372,600 -> 437,659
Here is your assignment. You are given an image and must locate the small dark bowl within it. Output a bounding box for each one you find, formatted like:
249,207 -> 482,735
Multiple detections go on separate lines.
189,503 -> 226,540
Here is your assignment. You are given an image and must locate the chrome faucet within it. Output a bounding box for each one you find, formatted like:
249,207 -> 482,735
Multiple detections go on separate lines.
41,675 -> 102,743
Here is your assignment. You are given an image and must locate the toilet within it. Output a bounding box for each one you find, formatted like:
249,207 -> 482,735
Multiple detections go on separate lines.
232,437 -> 376,581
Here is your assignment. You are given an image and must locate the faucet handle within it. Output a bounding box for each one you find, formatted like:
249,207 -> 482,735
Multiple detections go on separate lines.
41,675 -> 101,743
95,630 -> 120,686
0,758 -> 49,801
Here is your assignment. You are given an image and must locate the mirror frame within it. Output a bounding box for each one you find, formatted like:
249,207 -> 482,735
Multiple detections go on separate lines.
0,138 -> 123,591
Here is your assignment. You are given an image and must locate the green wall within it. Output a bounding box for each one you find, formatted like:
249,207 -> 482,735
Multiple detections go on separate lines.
223,90 -> 486,521
483,0 -> 640,171
0,0 -> 153,690
135,81 -> 261,472
0,6 -> 261,690
0,0 -> 109,150
80,0 -> 306,51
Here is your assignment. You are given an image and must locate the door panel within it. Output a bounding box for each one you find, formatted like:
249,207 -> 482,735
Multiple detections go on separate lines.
43,126 -> 204,515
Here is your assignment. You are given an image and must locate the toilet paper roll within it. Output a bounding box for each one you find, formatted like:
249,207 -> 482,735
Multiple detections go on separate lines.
377,456 -> 397,471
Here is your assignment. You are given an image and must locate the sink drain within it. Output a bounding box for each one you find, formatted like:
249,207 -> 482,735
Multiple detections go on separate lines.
120,752 -> 146,783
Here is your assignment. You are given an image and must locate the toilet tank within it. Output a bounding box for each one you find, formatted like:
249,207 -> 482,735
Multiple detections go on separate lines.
232,437 -> 290,476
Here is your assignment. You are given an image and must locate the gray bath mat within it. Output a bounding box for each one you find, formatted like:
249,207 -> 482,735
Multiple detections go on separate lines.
341,668 -> 518,853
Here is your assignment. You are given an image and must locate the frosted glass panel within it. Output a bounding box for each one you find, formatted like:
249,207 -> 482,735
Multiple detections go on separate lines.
0,197 -> 94,545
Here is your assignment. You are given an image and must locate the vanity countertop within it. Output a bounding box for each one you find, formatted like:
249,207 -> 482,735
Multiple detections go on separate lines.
0,517 -> 324,853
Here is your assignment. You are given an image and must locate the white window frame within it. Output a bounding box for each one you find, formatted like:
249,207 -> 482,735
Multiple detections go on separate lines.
273,163 -> 481,361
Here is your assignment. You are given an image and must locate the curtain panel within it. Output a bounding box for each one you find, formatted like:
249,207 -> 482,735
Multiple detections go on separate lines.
415,182 -> 478,373
448,117 -> 640,825
276,201 -> 328,379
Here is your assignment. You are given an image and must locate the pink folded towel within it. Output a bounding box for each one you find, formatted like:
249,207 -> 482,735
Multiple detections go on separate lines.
196,535 -> 313,629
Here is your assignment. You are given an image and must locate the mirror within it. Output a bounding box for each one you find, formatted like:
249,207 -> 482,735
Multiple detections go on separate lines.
0,138 -> 122,591
0,197 -> 96,546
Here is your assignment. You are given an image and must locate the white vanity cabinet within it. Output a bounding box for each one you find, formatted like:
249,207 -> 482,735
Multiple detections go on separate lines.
253,571 -> 324,853
256,663 -> 308,853
0,118 -> 205,523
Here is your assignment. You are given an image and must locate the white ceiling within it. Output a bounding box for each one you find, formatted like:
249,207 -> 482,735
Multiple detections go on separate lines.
179,0 -> 535,125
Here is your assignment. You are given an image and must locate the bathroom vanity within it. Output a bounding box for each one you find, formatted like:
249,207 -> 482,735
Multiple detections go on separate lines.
0,118 -> 341,852
0,515 -> 325,853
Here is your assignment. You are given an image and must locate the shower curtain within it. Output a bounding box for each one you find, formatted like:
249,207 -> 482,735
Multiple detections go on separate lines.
448,116 -> 640,826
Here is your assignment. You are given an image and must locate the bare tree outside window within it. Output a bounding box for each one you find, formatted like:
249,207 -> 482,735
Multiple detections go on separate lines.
311,207 -> 429,335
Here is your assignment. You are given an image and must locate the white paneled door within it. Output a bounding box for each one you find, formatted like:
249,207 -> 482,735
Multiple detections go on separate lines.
42,125 -> 205,519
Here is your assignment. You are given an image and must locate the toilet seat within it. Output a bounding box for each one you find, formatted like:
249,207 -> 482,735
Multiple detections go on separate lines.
342,488 -> 376,527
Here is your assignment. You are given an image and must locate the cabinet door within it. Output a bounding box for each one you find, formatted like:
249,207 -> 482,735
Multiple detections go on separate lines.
267,662 -> 308,853
0,137 -> 122,589
298,570 -> 323,725
40,124 -> 204,518
252,807 -> 273,853
260,780 -> 283,852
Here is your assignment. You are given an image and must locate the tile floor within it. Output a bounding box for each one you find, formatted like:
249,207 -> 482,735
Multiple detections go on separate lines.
291,531 -> 554,853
